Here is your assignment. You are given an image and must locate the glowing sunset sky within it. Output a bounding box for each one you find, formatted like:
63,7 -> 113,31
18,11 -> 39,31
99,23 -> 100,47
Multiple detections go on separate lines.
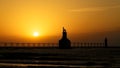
0,0 -> 120,45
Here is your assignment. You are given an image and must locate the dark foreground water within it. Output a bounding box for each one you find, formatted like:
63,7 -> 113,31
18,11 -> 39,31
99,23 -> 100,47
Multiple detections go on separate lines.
0,47 -> 120,68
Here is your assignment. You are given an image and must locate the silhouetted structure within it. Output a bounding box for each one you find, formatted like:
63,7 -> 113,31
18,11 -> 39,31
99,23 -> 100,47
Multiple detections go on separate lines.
105,37 -> 108,48
59,27 -> 71,48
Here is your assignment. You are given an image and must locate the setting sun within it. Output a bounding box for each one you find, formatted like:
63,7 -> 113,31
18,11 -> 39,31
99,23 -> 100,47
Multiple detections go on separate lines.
33,32 -> 39,37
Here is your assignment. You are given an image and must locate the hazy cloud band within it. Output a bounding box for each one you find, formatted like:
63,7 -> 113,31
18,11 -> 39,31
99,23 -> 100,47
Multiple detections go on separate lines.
70,5 -> 120,12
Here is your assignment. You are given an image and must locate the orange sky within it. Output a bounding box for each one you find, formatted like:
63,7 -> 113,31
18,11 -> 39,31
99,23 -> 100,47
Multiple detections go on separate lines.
0,0 -> 120,44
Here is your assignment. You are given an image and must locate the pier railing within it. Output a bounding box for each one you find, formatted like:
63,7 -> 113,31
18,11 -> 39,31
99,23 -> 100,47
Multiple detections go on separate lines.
0,42 -> 106,48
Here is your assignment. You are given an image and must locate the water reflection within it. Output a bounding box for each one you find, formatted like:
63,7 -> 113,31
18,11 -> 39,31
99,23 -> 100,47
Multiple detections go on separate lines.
0,48 -> 120,68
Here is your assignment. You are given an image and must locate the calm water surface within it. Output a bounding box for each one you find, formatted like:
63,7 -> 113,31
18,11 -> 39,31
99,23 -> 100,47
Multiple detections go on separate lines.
0,47 -> 120,68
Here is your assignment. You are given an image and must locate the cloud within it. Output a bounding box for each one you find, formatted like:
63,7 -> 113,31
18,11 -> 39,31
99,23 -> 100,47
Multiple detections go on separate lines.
70,5 -> 120,12
70,8 -> 105,12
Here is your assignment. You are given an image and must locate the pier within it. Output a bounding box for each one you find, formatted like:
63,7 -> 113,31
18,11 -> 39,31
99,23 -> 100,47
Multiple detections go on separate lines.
0,42 -> 106,48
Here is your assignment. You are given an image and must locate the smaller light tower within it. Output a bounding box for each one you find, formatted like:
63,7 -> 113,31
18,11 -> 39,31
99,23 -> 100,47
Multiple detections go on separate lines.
105,37 -> 108,48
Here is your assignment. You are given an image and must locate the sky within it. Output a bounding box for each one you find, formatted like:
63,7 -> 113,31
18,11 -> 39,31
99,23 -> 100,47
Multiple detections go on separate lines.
0,0 -> 120,46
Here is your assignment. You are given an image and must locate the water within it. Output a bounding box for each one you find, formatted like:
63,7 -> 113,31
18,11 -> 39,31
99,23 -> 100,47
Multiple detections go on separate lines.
0,47 -> 120,68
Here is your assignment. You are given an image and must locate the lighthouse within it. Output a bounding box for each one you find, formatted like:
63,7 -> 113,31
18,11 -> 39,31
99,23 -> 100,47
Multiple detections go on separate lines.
59,27 -> 71,49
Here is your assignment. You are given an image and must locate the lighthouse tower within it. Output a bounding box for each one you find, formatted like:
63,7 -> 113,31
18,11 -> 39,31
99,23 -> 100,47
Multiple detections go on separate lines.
59,27 -> 71,49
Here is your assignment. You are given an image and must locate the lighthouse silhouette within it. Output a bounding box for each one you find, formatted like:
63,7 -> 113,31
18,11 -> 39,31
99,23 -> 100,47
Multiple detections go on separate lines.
59,27 -> 71,49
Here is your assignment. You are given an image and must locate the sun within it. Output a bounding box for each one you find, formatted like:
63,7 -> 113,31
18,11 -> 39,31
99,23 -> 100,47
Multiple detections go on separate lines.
33,32 -> 39,37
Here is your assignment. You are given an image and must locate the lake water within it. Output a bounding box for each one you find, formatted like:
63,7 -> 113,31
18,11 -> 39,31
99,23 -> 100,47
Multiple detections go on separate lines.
0,47 -> 120,68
